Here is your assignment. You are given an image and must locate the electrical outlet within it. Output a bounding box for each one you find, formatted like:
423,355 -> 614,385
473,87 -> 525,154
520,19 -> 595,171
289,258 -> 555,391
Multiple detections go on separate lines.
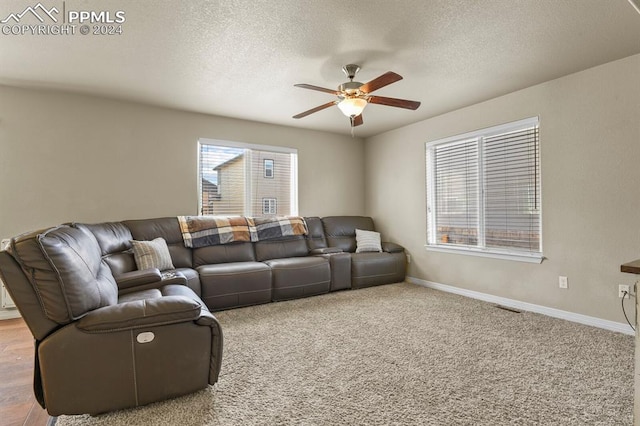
558,276 -> 568,289
406,253 -> 411,264
618,285 -> 630,299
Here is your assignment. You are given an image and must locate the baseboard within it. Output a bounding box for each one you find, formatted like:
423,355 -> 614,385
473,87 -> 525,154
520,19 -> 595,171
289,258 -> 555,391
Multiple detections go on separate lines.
0,308 -> 21,320
407,276 -> 634,336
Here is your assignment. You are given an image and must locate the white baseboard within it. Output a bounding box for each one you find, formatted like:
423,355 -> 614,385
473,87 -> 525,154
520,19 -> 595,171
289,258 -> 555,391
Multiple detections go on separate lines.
0,308 -> 21,320
407,276 -> 634,336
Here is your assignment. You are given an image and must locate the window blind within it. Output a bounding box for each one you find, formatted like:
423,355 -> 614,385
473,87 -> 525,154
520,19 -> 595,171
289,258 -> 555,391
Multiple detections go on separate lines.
199,142 -> 297,217
249,150 -> 292,216
426,117 -> 541,259
483,126 -> 540,252
431,139 -> 479,246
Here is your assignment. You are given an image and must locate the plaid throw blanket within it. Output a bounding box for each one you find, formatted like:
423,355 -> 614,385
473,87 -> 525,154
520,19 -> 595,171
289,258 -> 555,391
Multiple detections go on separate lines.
177,216 -> 258,248
178,216 -> 308,248
253,216 -> 308,241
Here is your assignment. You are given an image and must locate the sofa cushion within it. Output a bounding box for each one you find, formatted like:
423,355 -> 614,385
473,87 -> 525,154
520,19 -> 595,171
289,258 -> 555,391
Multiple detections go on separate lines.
102,252 -> 137,276
322,216 -> 375,253
254,236 -> 309,262
9,226 -> 117,323
198,262 -> 271,311
355,229 -> 382,253
305,217 -> 327,250
264,257 -> 330,301
193,242 -> 256,267
131,238 -> 175,271
75,222 -> 132,256
75,222 -> 137,275
351,251 -> 406,289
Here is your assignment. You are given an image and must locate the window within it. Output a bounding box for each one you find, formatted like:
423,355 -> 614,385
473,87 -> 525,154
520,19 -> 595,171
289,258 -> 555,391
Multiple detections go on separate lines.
262,198 -> 277,215
198,139 -> 298,216
264,159 -> 274,178
426,117 -> 542,262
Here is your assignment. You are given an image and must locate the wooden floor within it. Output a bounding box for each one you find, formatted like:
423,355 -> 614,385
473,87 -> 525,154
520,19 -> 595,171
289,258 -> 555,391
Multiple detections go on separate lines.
0,318 -> 51,426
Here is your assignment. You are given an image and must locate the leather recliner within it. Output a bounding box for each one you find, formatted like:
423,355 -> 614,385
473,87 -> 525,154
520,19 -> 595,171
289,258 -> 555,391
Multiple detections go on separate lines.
321,216 -> 407,288
0,225 -> 223,416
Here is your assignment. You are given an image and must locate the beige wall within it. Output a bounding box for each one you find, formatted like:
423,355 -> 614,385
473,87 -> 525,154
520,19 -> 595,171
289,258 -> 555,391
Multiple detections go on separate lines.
0,85 -> 365,238
365,54 -> 640,323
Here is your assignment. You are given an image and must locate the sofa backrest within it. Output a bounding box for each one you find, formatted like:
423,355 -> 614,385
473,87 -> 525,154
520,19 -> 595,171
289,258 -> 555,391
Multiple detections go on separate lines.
305,217 -> 327,250
75,222 -> 136,276
7,226 -> 118,324
124,217 -> 192,268
254,236 -> 309,262
321,216 -> 375,253
192,242 -> 256,267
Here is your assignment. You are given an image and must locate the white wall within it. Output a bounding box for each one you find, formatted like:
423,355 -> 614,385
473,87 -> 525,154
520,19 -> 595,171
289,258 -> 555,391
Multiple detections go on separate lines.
365,54 -> 640,323
0,85 -> 365,238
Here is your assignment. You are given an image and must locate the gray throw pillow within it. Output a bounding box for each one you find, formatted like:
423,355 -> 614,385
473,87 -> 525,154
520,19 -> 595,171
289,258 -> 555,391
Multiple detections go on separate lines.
355,229 -> 382,253
131,237 -> 175,271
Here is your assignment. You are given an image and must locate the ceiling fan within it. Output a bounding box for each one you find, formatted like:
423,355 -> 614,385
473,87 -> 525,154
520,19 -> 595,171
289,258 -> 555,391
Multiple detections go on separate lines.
292,64 -> 421,127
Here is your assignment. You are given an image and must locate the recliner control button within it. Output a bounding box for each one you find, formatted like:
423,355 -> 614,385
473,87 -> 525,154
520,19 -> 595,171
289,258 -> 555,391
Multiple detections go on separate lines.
136,332 -> 155,343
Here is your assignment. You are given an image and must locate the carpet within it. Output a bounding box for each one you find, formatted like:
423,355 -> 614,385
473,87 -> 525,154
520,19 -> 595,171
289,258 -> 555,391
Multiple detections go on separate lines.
56,282 -> 633,425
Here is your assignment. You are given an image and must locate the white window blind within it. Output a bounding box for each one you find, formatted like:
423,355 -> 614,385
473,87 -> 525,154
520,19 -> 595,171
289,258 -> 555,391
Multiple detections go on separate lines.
483,126 -> 540,252
198,140 -> 298,217
431,139 -> 479,246
426,117 -> 541,261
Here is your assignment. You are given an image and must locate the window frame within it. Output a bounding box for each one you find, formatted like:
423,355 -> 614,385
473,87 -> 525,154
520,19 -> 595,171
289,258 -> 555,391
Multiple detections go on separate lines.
197,138 -> 298,217
264,159 -> 274,178
425,117 -> 543,263
262,197 -> 277,215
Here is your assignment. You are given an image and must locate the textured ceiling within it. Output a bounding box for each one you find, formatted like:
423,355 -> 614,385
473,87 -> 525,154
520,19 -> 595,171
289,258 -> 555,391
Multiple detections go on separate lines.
1,0 -> 639,137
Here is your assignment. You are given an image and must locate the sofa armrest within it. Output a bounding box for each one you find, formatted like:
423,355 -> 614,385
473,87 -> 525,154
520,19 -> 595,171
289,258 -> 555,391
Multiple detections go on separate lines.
382,242 -> 405,253
76,296 -> 202,332
116,270 -> 189,296
115,268 -> 162,291
310,247 -> 344,255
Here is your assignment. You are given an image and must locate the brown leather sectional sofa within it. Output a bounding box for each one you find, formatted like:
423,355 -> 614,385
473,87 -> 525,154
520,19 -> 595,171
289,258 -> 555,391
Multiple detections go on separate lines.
0,215 -> 406,416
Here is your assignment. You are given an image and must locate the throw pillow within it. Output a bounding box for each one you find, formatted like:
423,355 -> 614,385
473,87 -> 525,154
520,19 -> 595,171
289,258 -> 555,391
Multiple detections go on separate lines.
355,229 -> 382,253
131,238 -> 175,271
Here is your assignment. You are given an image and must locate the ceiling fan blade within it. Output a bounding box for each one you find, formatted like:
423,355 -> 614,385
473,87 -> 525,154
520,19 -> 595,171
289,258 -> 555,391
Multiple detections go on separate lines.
368,95 -> 421,110
292,101 -> 338,119
350,114 -> 364,127
359,71 -> 403,94
294,84 -> 340,95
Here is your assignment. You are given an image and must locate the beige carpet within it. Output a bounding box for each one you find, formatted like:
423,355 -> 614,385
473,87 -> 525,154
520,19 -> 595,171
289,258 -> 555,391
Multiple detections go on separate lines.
56,283 -> 633,425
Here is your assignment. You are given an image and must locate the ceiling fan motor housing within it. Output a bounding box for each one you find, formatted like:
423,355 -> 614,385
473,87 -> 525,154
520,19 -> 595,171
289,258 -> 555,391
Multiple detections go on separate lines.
339,81 -> 364,97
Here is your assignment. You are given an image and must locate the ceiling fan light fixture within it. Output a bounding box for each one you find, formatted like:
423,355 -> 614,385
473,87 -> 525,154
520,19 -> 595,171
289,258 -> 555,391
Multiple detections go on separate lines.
337,97 -> 367,117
